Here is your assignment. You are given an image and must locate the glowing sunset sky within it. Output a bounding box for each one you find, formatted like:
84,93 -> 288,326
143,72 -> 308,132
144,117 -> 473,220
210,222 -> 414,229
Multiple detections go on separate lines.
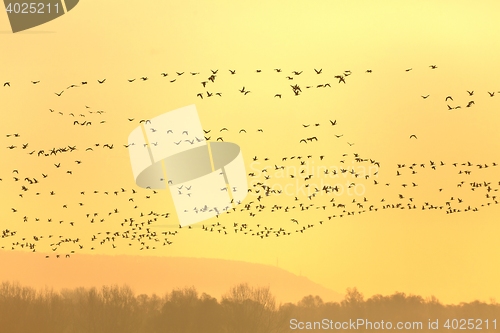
1,0 -> 500,304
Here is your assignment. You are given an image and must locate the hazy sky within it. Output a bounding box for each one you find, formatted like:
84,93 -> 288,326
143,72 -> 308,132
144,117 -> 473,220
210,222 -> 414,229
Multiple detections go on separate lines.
1,0 -> 500,304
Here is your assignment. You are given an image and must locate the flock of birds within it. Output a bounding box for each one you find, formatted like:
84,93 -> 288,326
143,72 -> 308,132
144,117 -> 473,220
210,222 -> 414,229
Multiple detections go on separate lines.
1,65 -> 500,259
4,64 -> 499,112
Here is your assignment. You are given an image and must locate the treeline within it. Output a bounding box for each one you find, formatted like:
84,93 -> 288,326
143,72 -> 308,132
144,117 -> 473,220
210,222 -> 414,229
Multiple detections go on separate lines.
0,282 -> 499,332
288,288 -> 500,332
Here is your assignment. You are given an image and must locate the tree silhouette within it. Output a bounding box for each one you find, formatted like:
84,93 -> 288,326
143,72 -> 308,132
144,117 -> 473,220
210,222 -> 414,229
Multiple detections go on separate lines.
1,281 -> 500,332
221,283 -> 288,333
341,286 -> 364,307
298,295 -> 324,308
152,286 -> 224,333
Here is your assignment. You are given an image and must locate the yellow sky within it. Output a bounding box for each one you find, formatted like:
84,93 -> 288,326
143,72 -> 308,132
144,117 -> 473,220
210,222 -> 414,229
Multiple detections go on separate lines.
1,0 -> 500,304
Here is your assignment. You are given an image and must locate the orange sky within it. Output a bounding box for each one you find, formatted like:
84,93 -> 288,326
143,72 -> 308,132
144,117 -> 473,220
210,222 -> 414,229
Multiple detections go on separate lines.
1,0 -> 500,304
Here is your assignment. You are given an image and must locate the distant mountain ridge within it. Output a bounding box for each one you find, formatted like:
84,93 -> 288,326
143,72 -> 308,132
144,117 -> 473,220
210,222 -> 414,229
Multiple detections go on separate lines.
0,251 -> 343,304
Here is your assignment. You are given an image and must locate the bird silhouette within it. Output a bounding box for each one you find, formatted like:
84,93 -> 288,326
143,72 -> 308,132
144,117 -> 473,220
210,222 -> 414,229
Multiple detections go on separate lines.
335,75 -> 346,84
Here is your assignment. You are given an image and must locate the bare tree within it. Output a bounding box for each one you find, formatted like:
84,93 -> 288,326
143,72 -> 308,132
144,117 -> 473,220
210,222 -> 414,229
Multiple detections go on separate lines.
221,283 -> 288,333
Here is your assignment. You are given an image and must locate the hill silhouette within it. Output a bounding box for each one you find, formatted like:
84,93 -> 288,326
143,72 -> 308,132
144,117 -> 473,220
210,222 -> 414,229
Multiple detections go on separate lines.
0,250 -> 343,304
